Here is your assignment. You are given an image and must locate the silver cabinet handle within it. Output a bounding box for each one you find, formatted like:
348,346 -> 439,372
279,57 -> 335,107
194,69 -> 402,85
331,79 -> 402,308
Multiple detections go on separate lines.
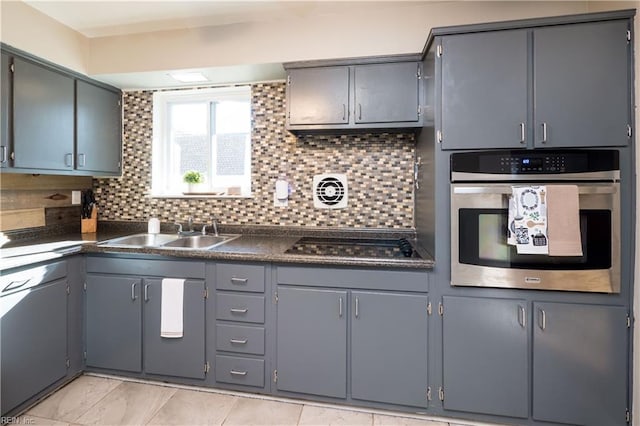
230,338 -> 248,345
518,305 -> 526,328
539,308 -> 546,330
65,153 -> 73,168
357,104 -> 362,120
131,282 -> 137,300
541,122 -> 548,144
144,284 -> 150,302
342,104 -> 346,121
230,308 -> 248,314
519,123 -> 526,144
0,146 -> 7,163
230,277 -> 248,284
78,153 -> 86,167
230,370 -> 247,376
355,297 -> 359,318
339,297 -> 343,318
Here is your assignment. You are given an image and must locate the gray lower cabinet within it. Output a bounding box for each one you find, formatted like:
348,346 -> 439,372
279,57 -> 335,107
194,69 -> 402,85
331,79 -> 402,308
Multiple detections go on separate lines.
532,302 -> 628,426
437,17 -> 632,149
351,291 -> 428,408
143,279 -> 206,379
276,287 -> 348,398
1,52 -> 10,168
76,80 -> 122,175
1,263 -> 68,415
13,57 -> 75,170
85,274 -> 142,372
442,296 -> 528,418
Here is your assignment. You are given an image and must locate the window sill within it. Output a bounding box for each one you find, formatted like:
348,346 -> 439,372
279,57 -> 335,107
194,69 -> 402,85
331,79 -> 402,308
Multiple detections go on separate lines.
150,193 -> 254,199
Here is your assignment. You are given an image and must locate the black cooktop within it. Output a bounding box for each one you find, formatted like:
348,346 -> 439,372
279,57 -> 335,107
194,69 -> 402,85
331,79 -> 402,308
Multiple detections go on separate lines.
285,237 -> 420,259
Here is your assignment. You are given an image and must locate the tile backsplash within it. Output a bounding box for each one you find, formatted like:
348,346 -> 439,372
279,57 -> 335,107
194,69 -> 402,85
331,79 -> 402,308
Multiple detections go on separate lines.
94,82 -> 415,229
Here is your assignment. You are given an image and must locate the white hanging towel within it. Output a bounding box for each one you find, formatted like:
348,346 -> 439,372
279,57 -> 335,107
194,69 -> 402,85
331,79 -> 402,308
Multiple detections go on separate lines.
546,185 -> 583,256
510,186 -> 549,255
161,278 -> 184,338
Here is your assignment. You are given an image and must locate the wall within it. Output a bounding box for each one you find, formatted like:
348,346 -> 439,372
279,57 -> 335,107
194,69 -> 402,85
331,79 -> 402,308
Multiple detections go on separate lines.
93,82 -> 415,229
0,1 -> 88,73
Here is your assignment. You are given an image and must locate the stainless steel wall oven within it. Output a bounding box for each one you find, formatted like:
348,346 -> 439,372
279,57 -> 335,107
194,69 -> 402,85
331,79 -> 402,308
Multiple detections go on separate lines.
450,150 -> 620,293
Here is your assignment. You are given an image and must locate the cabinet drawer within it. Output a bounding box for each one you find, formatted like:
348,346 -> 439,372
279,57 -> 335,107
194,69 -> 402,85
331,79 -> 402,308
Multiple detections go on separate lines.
1,260 -> 67,295
216,293 -> 265,324
215,355 -> 264,388
216,324 -> 265,355
215,263 -> 265,293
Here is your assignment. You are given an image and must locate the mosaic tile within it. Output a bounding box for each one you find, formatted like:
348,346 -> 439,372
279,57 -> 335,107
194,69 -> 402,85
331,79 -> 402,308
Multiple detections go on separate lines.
94,83 -> 415,228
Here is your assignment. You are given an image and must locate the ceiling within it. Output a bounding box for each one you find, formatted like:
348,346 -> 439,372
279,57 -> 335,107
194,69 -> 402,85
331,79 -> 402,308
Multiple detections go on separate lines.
24,0 -> 414,38
22,0 -> 421,89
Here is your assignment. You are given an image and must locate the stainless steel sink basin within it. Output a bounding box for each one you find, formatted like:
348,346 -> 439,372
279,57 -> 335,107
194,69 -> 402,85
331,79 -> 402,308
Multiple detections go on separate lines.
99,233 -> 181,247
162,234 -> 240,249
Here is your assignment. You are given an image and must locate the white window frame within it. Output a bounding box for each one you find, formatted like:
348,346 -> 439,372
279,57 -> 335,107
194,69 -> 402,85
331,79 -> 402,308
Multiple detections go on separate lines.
151,86 -> 252,197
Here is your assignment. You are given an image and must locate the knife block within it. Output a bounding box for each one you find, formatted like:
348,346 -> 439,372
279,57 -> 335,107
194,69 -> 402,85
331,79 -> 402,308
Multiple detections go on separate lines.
81,207 -> 98,233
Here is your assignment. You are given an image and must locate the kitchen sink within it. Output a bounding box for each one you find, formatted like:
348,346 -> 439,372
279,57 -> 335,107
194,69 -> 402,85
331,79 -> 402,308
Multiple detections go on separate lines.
99,233 -> 181,247
162,234 -> 239,249
98,233 -> 240,250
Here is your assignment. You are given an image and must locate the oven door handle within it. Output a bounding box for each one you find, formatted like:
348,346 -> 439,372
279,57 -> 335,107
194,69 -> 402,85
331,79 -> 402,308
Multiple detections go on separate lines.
452,186 -> 617,195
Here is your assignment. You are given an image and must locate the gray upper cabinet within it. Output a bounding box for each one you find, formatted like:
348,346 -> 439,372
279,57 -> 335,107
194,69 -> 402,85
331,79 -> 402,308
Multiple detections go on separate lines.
532,302 -> 628,426
76,80 -> 122,175
13,57 -> 75,170
85,274 -> 143,372
442,296 -> 528,418
533,20 -> 631,148
285,58 -> 422,132
143,279 -> 206,379
353,62 -> 420,124
351,291 -> 428,408
1,52 -> 10,168
287,67 -> 349,126
276,286 -> 347,398
440,30 -> 528,150
437,18 -> 632,149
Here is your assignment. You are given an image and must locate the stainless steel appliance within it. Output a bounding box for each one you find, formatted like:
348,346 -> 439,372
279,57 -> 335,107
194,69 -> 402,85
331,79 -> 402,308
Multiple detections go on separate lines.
450,150 -> 620,293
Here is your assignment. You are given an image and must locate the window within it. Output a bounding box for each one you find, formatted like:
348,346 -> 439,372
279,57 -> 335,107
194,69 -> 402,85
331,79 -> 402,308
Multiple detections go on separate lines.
152,86 -> 251,197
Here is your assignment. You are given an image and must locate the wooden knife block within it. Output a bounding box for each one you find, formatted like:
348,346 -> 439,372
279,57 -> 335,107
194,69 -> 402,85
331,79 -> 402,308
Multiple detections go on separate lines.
81,207 -> 98,233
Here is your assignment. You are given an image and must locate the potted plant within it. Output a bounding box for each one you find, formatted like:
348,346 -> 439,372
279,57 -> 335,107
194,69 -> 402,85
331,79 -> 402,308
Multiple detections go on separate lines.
183,170 -> 204,193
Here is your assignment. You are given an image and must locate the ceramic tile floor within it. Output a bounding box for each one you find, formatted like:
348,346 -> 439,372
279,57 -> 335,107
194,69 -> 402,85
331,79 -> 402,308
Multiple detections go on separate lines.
17,375 -> 507,426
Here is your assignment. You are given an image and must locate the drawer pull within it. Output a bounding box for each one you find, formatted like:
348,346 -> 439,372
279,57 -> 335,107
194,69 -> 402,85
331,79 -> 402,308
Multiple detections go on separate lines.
230,277 -> 248,284
230,338 -> 248,345
230,308 -> 248,314
3,279 -> 30,292
230,370 -> 248,376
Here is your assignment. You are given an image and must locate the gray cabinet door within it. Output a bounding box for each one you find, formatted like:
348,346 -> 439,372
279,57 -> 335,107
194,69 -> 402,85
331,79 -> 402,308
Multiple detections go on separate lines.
276,286 -> 347,398
85,275 -> 142,372
351,291 -> 428,407
442,296 -> 528,418
440,30 -> 528,150
1,280 -> 67,415
76,80 -> 122,174
1,52 -> 10,168
287,67 -> 349,125
13,57 -> 74,170
143,279 -> 206,379
533,20 -> 630,148
532,302 -> 627,426
354,62 -> 419,124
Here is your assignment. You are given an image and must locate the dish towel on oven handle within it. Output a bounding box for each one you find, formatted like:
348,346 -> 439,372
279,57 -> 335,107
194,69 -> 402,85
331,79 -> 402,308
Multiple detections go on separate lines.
161,278 -> 184,338
508,186 -> 549,255
546,185 -> 583,256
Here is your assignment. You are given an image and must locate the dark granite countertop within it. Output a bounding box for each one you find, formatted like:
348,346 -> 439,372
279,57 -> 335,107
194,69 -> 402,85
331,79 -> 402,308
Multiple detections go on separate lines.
1,221 -> 435,272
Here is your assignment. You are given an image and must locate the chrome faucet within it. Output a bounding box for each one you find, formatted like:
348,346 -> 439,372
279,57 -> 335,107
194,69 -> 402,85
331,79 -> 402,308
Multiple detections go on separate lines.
201,217 -> 219,236
187,216 -> 194,232
174,222 -> 183,234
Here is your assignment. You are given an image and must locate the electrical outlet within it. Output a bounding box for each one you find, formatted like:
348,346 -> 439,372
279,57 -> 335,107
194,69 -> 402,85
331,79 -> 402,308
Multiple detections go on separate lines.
72,191 -> 81,205
274,193 -> 288,207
